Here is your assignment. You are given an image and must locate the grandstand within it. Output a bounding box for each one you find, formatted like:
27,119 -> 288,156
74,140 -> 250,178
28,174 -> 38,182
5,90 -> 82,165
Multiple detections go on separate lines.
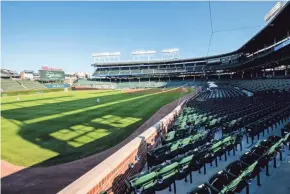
17,80 -> 47,90
73,79 -> 202,89
222,79 -> 290,92
1,2 -> 290,194
1,79 -> 26,91
123,86 -> 290,194
195,86 -> 247,100
73,79 -> 116,89
0,66 -> 69,92
57,3 -> 290,194
0,79 -> 48,92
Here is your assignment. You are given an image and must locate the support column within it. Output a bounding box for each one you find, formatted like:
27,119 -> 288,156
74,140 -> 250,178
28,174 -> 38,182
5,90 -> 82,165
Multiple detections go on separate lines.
285,65 -> 288,76
242,71 -> 244,79
263,69 -> 265,77
273,68 -> 275,77
183,76 -> 185,81
218,74 -> 221,79
194,75 -> 196,81
230,74 -> 233,79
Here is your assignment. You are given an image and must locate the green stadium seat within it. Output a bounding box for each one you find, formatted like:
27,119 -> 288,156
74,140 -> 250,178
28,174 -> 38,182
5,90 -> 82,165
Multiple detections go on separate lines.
127,171 -> 157,194
154,162 -> 178,192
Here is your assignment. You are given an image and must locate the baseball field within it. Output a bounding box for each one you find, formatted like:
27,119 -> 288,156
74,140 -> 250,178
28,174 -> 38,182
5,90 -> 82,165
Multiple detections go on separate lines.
1,88 -> 191,167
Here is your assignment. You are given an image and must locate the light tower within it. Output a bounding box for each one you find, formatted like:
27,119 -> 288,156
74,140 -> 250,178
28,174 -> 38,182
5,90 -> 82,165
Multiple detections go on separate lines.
132,50 -> 156,61
162,48 -> 179,60
92,52 -> 121,63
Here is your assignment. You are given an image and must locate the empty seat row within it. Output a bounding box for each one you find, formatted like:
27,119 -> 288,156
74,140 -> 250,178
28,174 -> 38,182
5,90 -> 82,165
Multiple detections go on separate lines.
1,79 -> 26,91
125,131 -> 244,194
148,131 -> 213,168
217,79 -> 290,93
188,133 -> 290,194
196,86 -> 246,100
17,80 -> 46,90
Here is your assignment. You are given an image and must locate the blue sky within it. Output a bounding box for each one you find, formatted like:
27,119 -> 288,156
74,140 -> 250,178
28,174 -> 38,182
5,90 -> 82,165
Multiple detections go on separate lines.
2,1 -> 276,74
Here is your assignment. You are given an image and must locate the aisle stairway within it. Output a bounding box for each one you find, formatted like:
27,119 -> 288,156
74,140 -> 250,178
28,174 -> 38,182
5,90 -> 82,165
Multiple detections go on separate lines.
1,79 -> 26,92
17,80 -> 46,90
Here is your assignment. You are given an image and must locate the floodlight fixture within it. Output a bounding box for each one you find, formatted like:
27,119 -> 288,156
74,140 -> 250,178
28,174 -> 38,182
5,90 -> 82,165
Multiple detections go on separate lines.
162,48 -> 179,59
92,52 -> 121,63
131,50 -> 156,61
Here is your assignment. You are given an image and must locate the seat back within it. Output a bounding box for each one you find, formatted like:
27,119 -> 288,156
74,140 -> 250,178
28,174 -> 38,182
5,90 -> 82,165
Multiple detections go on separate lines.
188,184 -> 211,194
209,171 -> 233,191
240,152 -> 260,165
225,161 -> 247,177
130,171 -> 157,191
157,162 -> 178,180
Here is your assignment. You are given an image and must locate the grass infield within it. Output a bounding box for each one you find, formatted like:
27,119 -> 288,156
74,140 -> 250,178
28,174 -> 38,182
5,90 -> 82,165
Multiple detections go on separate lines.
1,88 -> 191,167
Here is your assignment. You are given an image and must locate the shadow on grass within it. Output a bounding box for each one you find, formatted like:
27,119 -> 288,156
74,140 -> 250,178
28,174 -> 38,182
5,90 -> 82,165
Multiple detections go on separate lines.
2,89 -> 184,166
1,89 -> 184,194
1,92 -> 130,121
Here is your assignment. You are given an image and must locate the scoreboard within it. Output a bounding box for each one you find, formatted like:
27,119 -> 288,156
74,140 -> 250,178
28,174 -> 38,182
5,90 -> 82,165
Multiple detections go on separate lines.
39,70 -> 65,81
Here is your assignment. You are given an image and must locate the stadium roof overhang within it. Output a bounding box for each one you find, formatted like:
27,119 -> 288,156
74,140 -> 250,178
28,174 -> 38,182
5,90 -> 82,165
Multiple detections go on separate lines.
227,43 -> 290,72
91,2 -> 290,67
236,1 -> 290,54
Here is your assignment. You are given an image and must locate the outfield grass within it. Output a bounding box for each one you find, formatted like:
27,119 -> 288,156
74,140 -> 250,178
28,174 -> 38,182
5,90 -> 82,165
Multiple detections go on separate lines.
1,88 -> 191,167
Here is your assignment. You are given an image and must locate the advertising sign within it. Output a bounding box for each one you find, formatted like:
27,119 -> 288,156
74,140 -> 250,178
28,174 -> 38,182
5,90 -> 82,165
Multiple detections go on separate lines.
45,84 -> 70,88
39,70 -> 65,81
41,66 -> 63,71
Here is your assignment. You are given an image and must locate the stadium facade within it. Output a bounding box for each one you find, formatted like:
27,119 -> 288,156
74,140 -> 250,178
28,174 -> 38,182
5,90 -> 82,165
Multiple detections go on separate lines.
91,2 -> 289,81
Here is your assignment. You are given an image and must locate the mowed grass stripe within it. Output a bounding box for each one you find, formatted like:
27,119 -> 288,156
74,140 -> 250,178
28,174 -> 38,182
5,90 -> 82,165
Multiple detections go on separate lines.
22,88 -> 180,124
1,90 -> 120,110
1,91 -> 139,122
1,88 -> 191,166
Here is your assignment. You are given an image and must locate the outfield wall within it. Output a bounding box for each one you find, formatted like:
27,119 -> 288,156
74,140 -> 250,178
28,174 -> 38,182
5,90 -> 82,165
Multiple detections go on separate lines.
58,92 -> 198,194
72,86 -> 109,91
45,83 -> 71,89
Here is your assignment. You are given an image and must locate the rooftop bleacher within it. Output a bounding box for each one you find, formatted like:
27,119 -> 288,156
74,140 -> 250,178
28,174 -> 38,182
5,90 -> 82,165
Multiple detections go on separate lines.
0,69 -> 20,78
